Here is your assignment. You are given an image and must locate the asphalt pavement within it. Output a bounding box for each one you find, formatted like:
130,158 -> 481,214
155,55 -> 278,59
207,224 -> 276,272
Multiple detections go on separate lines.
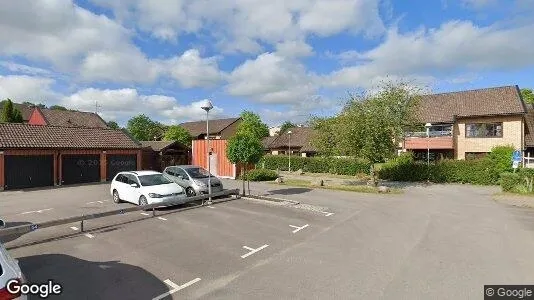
2,180 -> 534,299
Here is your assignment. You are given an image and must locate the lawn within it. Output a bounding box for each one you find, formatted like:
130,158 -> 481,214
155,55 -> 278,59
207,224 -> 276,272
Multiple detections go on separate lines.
269,179 -> 402,194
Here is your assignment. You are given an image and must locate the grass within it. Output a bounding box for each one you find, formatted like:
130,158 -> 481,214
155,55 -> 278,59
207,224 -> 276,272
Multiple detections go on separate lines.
268,179 -> 402,194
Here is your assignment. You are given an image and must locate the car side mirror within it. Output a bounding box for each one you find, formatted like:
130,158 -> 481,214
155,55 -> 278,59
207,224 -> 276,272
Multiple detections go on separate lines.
130,183 -> 139,188
0,219 -> 5,228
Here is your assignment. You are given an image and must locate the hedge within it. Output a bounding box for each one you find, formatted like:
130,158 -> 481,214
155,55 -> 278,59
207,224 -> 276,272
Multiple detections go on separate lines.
500,168 -> 534,193
259,155 -> 371,175
241,169 -> 278,181
378,146 -> 515,186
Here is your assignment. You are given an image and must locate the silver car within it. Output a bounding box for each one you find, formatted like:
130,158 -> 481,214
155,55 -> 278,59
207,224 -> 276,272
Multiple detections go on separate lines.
163,165 -> 223,197
0,219 -> 27,300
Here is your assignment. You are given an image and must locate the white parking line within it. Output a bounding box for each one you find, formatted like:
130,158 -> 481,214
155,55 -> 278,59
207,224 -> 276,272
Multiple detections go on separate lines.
70,226 -> 79,231
289,224 -> 309,233
241,244 -> 269,258
152,278 -> 201,300
19,208 -> 53,215
86,201 -> 96,204
84,233 -> 94,239
157,217 -> 167,221
207,206 -> 215,209
97,201 -> 104,204
321,211 -> 334,217
140,212 -> 150,216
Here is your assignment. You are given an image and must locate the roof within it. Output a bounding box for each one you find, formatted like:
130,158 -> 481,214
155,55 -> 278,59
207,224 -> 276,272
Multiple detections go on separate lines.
180,117 -> 240,137
36,107 -> 108,128
0,123 -> 141,149
261,136 -> 277,150
416,85 -> 525,123
525,106 -> 534,147
269,127 -> 317,153
140,140 -> 181,152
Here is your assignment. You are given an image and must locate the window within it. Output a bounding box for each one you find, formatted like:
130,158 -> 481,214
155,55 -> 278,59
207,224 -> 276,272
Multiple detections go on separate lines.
165,168 -> 176,176
138,174 -> 173,186
124,174 -> 139,185
465,152 -> 488,160
465,122 -> 503,138
175,168 -> 188,178
185,167 -> 211,179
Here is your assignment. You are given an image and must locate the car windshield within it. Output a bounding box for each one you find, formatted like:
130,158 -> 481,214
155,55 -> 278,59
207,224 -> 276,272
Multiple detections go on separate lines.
186,167 -> 211,179
138,174 -> 173,186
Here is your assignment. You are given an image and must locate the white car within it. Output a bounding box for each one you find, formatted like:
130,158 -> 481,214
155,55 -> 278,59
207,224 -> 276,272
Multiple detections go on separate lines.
0,220 -> 27,300
110,171 -> 186,206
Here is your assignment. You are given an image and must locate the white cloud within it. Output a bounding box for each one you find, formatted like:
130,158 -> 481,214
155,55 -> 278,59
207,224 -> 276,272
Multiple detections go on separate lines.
0,62 -> 52,76
327,21 -> 534,88
164,49 -> 224,88
61,88 -> 223,123
91,0 -> 385,53
226,52 -> 320,104
275,40 -> 314,58
0,75 -> 59,103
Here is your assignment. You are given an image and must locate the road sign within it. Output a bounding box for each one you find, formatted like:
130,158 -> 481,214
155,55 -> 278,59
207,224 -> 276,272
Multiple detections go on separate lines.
513,150 -> 522,162
513,161 -> 520,169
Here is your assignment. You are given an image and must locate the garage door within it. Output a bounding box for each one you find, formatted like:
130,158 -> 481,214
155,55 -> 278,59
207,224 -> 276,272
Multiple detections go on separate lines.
107,154 -> 137,181
4,155 -> 54,190
62,155 -> 100,185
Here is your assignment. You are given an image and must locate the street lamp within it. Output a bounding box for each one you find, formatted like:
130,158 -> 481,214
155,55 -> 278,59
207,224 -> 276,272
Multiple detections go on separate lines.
425,123 -> 432,182
201,99 -> 213,204
287,130 -> 292,172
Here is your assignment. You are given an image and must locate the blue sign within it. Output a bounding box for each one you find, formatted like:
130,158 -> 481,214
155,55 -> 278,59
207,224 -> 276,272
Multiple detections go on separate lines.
513,150 -> 522,162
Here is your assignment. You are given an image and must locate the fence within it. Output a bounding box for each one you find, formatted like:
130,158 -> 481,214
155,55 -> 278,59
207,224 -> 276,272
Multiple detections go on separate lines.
0,189 -> 240,238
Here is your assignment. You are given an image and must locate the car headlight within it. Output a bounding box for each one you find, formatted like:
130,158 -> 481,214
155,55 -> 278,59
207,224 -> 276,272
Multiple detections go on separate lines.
194,180 -> 207,187
148,193 -> 163,198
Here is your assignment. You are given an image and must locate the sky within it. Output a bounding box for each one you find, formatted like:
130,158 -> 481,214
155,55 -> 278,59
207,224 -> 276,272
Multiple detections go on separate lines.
0,0 -> 533,127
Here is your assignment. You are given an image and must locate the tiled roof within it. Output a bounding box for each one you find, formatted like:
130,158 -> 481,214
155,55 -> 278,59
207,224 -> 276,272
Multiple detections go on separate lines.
416,85 -> 525,123
269,127 -> 317,153
0,123 -> 141,149
525,106 -> 534,147
261,136 -> 277,150
38,107 -> 109,128
140,140 -> 181,152
180,117 -> 240,137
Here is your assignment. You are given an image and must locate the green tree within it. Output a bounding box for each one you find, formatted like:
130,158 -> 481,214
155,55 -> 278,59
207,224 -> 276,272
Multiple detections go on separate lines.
236,111 -> 269,139
226,133 -> 265,195
279,121 -> 297,135
521,88 -> 534,104
126,114 -> 165,141
49,105 -> 67,110
22,101 -> 46,108
1,99 -> 23,123
106,121 -> 120,130
164,125 -> 192,147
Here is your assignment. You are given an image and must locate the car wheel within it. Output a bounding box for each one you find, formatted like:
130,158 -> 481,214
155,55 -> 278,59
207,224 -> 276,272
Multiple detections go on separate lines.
112,190 -> 121,203
139,196 -> 148,206
186,187 -> 196,197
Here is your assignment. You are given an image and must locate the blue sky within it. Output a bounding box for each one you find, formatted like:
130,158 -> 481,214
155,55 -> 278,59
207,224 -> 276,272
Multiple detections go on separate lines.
0,0 -> 533,127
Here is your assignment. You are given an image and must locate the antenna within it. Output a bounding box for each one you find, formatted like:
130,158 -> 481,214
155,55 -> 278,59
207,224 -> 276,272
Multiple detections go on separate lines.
95,101 -> 101,114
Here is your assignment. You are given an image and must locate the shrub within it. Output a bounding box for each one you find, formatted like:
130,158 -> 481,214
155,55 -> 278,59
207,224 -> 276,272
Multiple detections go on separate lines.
259,155 -> 371,175
500,172 -> 521,192
487,145 -> 514,176
242,169 -> 279,181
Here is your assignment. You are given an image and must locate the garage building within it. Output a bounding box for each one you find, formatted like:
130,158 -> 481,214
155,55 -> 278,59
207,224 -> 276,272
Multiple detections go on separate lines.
0,123 -> 142,190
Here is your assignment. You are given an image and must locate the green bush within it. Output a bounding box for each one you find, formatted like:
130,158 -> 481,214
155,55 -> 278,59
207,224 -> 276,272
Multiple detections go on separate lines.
378,151 -> 500,185
487,145 -> 514,176
259,155 -> 371,176
242,169 -> 279,181
500,172 -> 521,192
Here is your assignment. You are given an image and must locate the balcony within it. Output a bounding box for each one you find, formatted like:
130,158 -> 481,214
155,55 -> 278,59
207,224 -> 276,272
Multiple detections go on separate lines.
403,130 -> 454,150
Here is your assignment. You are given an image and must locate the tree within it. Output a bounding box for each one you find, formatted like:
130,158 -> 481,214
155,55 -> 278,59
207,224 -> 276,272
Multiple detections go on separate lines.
164,125 -> 192,147
279,121 -> 297,135
49,105 -> 67,110
226,133 -> 264,195
236,111 -> 269,139
522,88 -> 534,104
311,80 -> 422,182
126,114 -> 165,141
1,99 -> 23,123
22,101 -> 46,108
106,121 -> 120,130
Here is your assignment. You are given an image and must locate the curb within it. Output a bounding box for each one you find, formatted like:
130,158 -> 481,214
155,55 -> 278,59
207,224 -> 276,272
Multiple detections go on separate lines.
243,194 -> 300,205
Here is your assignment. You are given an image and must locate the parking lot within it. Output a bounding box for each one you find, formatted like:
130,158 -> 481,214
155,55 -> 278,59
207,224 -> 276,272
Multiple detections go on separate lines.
3,180 -> 534,299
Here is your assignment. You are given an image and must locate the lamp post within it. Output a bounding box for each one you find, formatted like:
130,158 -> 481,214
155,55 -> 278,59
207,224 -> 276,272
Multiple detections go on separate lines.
287,130 -> 292,172
201,100 -> 213,204
425,123 -> 432,182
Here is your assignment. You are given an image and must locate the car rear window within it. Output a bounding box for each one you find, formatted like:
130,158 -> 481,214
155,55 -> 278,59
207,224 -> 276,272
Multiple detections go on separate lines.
138,174 -> 173,186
